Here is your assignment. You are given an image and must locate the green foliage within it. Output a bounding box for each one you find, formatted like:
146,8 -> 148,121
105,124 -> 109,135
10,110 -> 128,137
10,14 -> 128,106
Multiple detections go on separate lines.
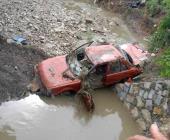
149,11 -> 170,50
148,0 -> 170,77
156,48 -> 170,77
146,0 -> 161,16
163,0 -> 170,9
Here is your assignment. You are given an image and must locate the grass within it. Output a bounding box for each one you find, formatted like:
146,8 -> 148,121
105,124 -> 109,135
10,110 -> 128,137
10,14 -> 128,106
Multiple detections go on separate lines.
148,0 -> 170,77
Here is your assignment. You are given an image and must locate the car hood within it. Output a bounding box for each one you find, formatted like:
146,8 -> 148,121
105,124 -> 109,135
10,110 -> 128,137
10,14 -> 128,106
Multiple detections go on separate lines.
38,55 -> 80,89
120,43 -> 149,66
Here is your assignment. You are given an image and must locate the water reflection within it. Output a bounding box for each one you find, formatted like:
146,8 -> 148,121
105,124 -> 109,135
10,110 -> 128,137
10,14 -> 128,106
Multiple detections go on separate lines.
0,126 -> 16,140
0,88 -> 140,140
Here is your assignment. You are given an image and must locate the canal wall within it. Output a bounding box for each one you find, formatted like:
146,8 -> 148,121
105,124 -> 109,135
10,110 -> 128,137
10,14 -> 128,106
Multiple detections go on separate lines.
114,80 -> 170,132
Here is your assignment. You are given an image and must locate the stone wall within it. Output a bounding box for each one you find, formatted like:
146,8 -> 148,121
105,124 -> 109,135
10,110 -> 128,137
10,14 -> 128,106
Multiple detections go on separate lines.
114,80 -> 170,133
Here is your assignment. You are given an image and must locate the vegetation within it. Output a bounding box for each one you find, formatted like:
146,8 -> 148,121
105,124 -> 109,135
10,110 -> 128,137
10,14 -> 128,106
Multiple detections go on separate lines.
156,48 -> 170,77
147,0 -> 170,77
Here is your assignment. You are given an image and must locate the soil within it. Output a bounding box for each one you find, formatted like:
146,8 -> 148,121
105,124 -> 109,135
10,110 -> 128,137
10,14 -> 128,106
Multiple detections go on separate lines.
0,39 -> 47,103
95,0 -> 155,37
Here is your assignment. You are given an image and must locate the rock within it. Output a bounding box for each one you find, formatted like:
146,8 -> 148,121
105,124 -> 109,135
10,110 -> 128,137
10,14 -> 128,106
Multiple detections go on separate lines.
61,43 -> 70,47
141,109 -> 152,123
14,66 -> 18,70
143,91 -> 148,99
162,90 -> 169,97
165,80 -> 170,87
133,85 -> 140,95
32,15 -> 39,19
153,107 -> 162,115
145,100 -> 153,111
115,84 -> 124,93
124,102 -> 131,110
128,84 -> 133,94
131,107 -> 139,118
80,28 -> 87,32
39,36 -> 45,41
85,18 -> 93,24
154,94 -> 163,106
155,83 -> 162,91
117,91 -> 127,100
126,95 -> 134,104
7,38 -> 15,44
167,101 -> 170,115
136,118 -> 147,130
136,96 -> 144,108
124,82 -> 131,93
157,90 -> 162,96
148,89 -> 154,99
162,100 -> 168,114
27,80 -> 40,92
45,43 -> 55,48
144,82 -> 151,89
139,89 -> 145,97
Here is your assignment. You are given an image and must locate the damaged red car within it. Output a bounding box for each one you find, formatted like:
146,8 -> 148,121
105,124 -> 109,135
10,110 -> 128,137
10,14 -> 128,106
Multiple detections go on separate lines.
35,42 -> 149,96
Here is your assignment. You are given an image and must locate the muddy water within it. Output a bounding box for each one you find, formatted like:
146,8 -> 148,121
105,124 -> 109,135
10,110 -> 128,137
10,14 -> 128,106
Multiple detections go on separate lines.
0,88 -> 140,140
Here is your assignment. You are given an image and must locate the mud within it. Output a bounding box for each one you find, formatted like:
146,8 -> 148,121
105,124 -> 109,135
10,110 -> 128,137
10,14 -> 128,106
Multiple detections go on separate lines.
0,40 -> 47,103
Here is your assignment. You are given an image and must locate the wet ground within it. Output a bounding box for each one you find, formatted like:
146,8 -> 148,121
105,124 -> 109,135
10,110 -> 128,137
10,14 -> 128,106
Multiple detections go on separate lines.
0,42 -> 47,103
0,88 -> 140,140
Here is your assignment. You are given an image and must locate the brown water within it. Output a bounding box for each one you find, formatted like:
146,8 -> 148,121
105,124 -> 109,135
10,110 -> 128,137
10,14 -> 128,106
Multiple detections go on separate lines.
0,88 -> 140,140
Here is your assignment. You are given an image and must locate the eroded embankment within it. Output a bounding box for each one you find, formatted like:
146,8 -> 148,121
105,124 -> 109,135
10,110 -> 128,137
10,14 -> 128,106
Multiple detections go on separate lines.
94,0 -> 155,37
0,39 -> 47,103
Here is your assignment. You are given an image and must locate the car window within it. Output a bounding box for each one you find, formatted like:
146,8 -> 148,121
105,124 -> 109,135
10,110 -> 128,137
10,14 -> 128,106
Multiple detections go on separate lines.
95,64 -> 107,75
109,60 -> 121,73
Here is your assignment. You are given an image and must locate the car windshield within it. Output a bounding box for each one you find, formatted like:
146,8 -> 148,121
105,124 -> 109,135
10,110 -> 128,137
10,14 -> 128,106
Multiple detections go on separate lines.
66,42 -> 94,77
115,46 -> 133,64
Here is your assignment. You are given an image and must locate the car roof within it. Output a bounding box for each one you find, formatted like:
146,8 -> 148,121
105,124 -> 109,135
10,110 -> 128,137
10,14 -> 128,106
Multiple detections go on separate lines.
85,44 -> 123,65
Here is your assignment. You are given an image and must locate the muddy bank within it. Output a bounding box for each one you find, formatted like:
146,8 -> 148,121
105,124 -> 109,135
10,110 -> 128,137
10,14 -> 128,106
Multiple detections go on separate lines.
0,40 -> 47,103
94,0 -> 155,37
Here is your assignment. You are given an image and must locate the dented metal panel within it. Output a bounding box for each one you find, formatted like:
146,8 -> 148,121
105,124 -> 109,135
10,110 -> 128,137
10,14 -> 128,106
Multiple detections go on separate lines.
85,45 -> 123,65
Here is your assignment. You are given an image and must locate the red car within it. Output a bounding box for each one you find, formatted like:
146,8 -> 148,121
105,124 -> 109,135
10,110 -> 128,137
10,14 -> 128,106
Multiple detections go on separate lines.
36,42 -> 149,96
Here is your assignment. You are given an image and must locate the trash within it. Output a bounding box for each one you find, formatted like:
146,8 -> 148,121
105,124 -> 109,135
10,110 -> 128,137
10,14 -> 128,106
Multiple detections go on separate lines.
12,36 -> 28,45
128,0 -> 145,8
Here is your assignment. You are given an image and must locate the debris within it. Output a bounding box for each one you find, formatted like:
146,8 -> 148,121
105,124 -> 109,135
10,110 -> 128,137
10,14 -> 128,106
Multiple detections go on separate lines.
153,107 -> 162,115
85,18 -> 93,24
78,90 -> 95,112
128,0 -> 145,8
13,36 -> 28,45
27,79 -> 40,93
7,38 -> 15,44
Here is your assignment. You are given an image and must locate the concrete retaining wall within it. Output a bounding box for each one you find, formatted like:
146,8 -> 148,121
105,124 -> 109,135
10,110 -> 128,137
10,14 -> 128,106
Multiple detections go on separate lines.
114,80 -> 170,132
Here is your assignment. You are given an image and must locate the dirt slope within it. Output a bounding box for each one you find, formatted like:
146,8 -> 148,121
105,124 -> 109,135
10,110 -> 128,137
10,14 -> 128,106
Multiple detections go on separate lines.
0,41 -> 47,103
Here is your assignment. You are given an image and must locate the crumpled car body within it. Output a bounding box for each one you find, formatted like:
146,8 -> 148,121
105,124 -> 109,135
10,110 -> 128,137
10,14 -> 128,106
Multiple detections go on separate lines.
37,42 -> 149,96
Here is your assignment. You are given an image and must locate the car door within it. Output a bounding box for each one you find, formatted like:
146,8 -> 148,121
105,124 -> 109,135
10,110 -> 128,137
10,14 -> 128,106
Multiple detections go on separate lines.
104,59 -> 138,85
88,63 -> 108,88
